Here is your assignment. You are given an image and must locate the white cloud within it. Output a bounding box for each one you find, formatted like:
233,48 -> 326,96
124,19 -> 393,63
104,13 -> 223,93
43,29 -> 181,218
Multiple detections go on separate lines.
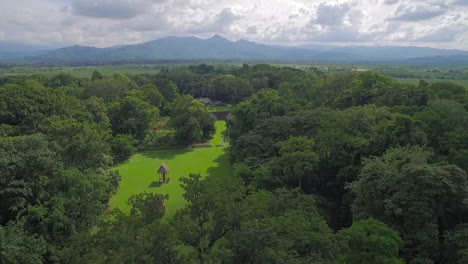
389,1 -> 447,21
71,0 -> 159,19
0,0 -> 467,50
314,2 -> 354,26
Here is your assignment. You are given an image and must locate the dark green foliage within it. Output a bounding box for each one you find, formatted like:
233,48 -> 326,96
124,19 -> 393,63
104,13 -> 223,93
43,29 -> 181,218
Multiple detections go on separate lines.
139,83 -> 165,107
58,194 -> 180,264
338,219 -> 404,264
128,193 -> 168,224
44,118 -> 112,169
0,134 -> 59,224
228,89 -> 296,144
91,70 -> 103,81
443,224 -> 468,264
160,81 -> 180,102
0,82 -> 85,129
108,95 -> 159,140
168,95 -> 215,145
208,75 -> 253,103
84,78 -> 136,103
47,73 -> 78,89
111,134 -> 138,164
24,168 -> 113,243
227,189 -> 340,264
265,137 -> 319,189
1,64 -> 468,264
350,146 -> 468,263
0,222 -> 46,264
226,67 -> 468,263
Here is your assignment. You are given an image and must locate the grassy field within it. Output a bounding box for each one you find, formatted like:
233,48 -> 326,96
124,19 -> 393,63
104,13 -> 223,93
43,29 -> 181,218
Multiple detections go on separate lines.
0,65 -> 162,78
210,121 -> 226,146
109,121 -> 231,219
207,106 -> 233,112
397,78 -> 468,89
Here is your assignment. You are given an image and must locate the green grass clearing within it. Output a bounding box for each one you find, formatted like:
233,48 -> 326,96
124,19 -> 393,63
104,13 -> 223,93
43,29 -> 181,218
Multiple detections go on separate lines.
208,106 -> 233,112
109,121 -> 232,219
210,121 -> 226,146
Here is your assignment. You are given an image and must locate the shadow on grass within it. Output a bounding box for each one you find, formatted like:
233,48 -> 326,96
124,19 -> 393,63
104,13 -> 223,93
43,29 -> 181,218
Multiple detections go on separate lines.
148,181 -> 162,188
205,147 -> 233,179
141,148 -> 194,160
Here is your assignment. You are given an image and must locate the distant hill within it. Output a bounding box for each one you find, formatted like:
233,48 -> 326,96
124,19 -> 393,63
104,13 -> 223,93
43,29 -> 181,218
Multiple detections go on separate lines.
1,35 -> 468,65
402,55 -> 468,65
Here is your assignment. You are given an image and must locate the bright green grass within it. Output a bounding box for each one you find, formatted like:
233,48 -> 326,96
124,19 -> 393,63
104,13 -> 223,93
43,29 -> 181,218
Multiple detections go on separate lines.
210,121 -> 226,146
208,106 -> 233,112
109,121 -> 232,219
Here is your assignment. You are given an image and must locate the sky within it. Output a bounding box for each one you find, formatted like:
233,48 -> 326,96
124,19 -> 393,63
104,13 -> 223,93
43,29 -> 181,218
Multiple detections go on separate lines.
1,0 -> 468,49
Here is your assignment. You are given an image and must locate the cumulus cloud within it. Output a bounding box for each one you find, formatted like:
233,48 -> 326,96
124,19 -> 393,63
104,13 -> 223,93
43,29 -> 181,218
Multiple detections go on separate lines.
314,2 -> 354,26
71,0 -> 158,19
0,0 -> 467,49
383,0 -> 399,4
389,2 -> 447,21
416,12 -> 468,41
186,8 -> 243,34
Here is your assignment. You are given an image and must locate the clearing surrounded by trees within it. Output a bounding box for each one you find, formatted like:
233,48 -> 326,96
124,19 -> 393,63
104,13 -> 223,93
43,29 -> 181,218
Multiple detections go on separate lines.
109,121 -> 231,219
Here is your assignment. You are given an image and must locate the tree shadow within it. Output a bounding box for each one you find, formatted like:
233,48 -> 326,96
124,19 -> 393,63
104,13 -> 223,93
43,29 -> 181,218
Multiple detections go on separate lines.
141,148 -> 194,160
148,181 -> 162,188
205,147 -> 233,179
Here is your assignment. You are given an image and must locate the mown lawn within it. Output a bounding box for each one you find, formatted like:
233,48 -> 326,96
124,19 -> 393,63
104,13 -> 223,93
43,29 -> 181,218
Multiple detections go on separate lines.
109,121 -> 232,219
210,121 -> 226,146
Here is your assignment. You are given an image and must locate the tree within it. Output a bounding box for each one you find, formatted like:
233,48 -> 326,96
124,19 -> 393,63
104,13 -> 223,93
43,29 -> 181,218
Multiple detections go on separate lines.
47,73 -> 78,88
91,70 -> 104,81
0,134 -> 59,224
0,82 -> 85,130
227,89 -> 296,143
172,173 -> 245,263
58,194 -> 180,264
139,84 -> 165,108
208,75 -> 253,103
267,136 -> 319,189
24,168 -> 113,244
337,219 -> 404,264
128,192 -> 168,225
111,134 -> 138,164
44,118 -> 112,170
0,222 -> 46,264
168,95 -> 215,145
350,146 -> 468,263
160,81 -> 180,102
227,189 -> 340,264
84,79 -> 136,103
442,224 -> 468,264
108,96 -> 160,140
229,116 -> 297,164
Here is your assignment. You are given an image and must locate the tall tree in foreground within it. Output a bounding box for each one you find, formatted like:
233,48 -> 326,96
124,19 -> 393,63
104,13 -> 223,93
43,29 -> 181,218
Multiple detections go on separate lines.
337,219 -> 404,264
0,222 -> 46,264
59,193 -> 180,264
350,146 -> 468,264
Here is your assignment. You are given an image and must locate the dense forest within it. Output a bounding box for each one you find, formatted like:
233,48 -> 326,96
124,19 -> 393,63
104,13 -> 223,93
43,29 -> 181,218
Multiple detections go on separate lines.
1,64 -> 468,264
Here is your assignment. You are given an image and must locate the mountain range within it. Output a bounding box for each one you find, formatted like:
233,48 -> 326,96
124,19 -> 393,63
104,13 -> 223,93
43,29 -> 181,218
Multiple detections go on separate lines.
1,35 -> 468,65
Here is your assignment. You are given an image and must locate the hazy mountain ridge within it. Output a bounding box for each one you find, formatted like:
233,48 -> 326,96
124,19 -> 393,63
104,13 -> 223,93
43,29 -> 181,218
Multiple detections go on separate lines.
1,35 -> 468,64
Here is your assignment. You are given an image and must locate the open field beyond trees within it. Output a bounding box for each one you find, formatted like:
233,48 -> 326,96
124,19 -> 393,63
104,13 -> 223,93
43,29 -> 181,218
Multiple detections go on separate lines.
109,121 -> 231,219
